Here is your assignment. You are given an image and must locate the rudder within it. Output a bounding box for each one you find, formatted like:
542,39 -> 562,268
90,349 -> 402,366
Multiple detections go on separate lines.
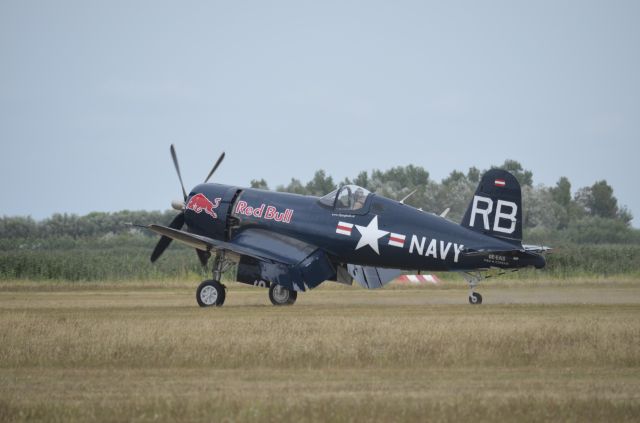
461,169 -> 522,245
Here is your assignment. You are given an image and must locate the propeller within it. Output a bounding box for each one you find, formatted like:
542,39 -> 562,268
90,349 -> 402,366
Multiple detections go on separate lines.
150,212 -> 185,263
204,152 -> 226,183
149,145 -> 225,265
170,144 -> 188,201
196,249 -> 211,266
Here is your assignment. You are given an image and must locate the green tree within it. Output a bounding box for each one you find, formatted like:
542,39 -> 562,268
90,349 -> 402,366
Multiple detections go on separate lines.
590,180 -> 618,219
0,216 -> 37,238
305,170 -> 336,196
372,165 -> 429,188
467,166 -> 480,183
551,177 -> 571,208
493,160 -> 533,187
575,180 -> 619,220
367,165 -> 430,201
522,185 -> 563,230
250,179 -> 269,190
617,206 -> 633,225
277,178 -> 308,195
352,171 -> 370,189
550,177 -> 572,229
434,171 -> 475,221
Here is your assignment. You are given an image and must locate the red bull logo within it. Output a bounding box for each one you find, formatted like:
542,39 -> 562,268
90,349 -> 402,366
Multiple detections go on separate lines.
186,193 -> 221,219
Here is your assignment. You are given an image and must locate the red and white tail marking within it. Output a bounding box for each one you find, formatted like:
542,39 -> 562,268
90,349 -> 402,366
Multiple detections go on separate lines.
395,274 -> 440,285
336,221 -> 353,236
388,233 -> 406,248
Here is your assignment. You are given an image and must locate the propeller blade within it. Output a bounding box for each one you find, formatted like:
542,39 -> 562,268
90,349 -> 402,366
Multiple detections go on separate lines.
196,249 -> 211,267
170,144 -> 188,201
150,213 -> 185,263
204,152 -> 226,183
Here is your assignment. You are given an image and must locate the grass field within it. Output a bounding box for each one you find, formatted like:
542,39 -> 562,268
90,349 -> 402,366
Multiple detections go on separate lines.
1,279 -> 639,422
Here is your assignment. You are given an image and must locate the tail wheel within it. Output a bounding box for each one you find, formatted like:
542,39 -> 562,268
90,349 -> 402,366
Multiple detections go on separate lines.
269,284 -> 297,306
468,292 -> 483,305
196,280 -> 226,307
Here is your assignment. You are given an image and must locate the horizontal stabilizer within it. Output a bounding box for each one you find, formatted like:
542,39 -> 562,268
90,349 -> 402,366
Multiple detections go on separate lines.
461,247 -> 547,269
522,244 -> 552,253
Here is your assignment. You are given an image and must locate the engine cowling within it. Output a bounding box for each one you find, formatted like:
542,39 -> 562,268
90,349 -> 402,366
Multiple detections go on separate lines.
184,183 -> 240,240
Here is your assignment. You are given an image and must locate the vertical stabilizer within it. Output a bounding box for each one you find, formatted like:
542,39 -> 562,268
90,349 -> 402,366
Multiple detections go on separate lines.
461,169 -> 522,245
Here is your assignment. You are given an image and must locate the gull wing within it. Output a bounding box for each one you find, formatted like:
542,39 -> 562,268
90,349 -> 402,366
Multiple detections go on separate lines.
146,225 -> 335,291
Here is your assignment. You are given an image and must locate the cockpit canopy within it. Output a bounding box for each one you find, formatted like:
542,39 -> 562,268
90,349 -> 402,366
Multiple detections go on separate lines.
319,184 -> 371,211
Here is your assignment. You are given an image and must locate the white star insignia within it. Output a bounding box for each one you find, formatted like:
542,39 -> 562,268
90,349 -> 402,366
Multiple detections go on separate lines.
354,216 -> 389,255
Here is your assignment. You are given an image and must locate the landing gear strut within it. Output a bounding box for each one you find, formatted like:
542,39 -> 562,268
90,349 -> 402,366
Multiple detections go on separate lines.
462,271 -> 484,305
269,284 -> 297,306
196,251 -> 231,307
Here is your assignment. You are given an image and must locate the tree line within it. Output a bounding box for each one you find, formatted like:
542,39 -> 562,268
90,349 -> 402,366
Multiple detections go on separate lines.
1,159 -> 639,280
0,210 -> 176,240
1,159 -> 637,244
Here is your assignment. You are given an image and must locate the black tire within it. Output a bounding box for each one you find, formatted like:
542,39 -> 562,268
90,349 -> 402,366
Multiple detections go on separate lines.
196,280 -> 226,307
468,292 -> 483,305
269,284 -> 297,306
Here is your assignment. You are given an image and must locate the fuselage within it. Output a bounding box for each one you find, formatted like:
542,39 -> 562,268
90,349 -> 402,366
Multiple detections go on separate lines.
184,183 -> 545,272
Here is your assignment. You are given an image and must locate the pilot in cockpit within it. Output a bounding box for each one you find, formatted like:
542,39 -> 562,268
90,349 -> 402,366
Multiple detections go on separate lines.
353,188 -> 366,210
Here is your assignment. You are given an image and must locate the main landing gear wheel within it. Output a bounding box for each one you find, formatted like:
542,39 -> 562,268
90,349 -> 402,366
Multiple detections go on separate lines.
468,292 -> 483,305
269,284 -> 297,306
196,280 -> 226,307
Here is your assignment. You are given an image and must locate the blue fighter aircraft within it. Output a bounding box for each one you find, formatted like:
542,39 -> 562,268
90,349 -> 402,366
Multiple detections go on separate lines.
146,146 -> 550,307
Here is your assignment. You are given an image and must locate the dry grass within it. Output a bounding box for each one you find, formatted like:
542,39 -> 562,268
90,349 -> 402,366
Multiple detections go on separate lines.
1,281 -> 639,422
1,274 -> 639,291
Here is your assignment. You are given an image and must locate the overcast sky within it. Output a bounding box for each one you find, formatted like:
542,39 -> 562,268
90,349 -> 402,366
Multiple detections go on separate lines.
1,1 -> 638,225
